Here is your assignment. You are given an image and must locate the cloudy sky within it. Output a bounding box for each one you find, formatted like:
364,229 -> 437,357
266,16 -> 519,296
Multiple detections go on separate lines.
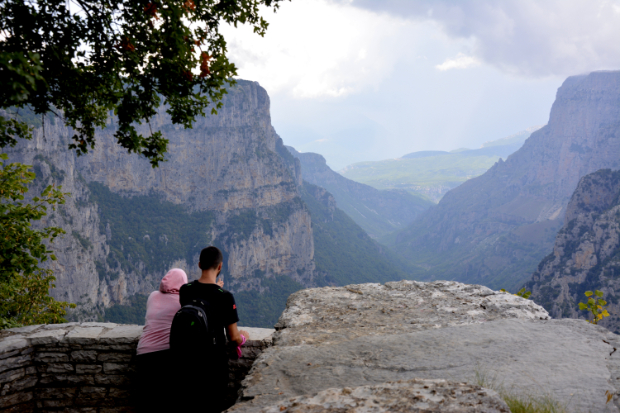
222,0 -> 620,170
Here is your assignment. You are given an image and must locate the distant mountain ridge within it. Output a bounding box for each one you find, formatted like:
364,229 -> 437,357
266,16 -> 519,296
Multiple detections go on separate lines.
401,150 -> 449,159
340,127 -> 539,202
392,71 -> 620,290
480,126 -> 543,148
286,146 -> 433,239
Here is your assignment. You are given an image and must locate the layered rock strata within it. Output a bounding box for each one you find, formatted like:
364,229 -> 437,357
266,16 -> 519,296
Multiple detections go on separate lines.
231,280 -> 620,413
528,169 -> 620,332
394,71 -> 620,290
0,323 -> 274,412
4,80 -> 315,318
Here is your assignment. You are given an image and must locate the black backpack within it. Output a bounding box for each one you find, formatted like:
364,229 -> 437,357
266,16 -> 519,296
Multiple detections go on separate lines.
169,298 -> 218,352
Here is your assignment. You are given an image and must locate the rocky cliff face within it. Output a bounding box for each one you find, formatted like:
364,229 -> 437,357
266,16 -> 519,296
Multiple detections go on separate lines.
287,146 -> 432,239
528,169 -> 620,332
4,80 -> 316,320
394,71 -> 620,290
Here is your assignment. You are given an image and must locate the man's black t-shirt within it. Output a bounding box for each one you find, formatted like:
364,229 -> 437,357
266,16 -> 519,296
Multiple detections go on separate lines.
179,281 -> 239,349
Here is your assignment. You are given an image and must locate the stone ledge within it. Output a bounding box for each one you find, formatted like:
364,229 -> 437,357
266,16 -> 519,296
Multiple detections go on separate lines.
232,281 -> 620,413
0,323 -> 274,412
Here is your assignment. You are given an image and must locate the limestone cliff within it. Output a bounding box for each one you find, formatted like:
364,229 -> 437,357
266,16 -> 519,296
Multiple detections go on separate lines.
393,71 -> 620,290
528,169 -> 620,332
4,80 -> 316,321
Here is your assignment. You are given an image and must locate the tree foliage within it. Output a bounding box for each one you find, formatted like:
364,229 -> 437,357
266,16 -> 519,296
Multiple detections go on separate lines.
0,0 -> 285,165
578,290 -> 610,324
0,153 -> 75,328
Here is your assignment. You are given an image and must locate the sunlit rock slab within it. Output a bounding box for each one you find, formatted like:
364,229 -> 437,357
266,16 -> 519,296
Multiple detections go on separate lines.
231,281 -> 620,413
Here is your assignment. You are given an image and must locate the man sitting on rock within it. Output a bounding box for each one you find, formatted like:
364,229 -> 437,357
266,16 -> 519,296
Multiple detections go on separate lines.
177,246 -> 250,412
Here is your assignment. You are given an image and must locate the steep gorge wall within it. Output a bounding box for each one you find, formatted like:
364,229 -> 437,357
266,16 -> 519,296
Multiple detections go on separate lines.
528,169 -> 620,332
394,71 -> 620,290
4,80 -> 315,320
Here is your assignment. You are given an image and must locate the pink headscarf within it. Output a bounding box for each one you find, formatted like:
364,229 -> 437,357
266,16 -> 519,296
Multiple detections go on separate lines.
137,268 -> 188,355
159,268 -> 187,294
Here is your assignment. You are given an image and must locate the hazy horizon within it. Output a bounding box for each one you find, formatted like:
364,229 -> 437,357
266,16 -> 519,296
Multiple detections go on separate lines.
222,0 -> 620,170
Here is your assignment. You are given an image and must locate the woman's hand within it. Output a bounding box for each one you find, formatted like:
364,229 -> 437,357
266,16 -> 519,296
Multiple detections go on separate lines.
239,330 -> 250,341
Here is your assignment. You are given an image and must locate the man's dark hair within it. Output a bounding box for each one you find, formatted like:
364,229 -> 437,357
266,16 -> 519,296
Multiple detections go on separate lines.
199,246 -> 223,270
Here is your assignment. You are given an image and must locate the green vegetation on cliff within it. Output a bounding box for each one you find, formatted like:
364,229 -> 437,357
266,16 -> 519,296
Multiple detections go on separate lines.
103,294 -> 149,325
88,182 -> 214,276
235,275 -> 305,328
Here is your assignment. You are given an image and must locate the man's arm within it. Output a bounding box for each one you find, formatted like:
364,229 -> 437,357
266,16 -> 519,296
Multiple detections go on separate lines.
226,323 -> 250,346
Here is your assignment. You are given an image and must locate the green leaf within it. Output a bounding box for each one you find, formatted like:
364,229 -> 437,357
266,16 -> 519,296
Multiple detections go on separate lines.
599,299 -> 607,306
585,291 -> 594,297
579,303 -> 588,310
595,290 -> 604,297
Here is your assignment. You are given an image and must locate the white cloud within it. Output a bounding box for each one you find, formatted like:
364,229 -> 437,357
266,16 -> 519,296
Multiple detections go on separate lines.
221,0 -> 412,98
435,53 -> 480,71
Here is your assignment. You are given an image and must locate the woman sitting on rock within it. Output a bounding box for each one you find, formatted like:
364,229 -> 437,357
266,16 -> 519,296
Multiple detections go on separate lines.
135,268 -> 204,411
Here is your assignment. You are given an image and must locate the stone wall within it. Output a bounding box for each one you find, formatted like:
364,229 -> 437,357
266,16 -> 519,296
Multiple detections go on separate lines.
0,323 -> 274,412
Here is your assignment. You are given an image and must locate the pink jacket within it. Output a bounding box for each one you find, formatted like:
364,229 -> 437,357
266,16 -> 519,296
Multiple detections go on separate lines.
136,268 -> 188,355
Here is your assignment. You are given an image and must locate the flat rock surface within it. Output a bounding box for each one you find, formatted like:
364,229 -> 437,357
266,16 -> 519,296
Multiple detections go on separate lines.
231,281 -> 620,413
273,280 -> 549,347
259,379 -> 509,413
